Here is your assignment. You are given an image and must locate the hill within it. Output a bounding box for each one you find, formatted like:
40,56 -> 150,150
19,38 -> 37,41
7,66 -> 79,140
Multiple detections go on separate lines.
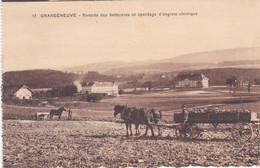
159,47 -> 260,64
3,69 -> 77,88
61,47 -> 260,75
61,61 -> 154,74
103,62 -> 215,75
178,68 -> 260,86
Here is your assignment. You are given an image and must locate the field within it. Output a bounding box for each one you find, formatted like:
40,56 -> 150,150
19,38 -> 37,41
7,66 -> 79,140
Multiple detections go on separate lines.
2,87 -> 260,167
3,87 -> 260,121
3,120 -> 260,167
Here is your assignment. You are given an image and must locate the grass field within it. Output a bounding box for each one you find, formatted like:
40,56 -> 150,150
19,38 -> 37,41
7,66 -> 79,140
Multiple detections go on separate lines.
3,86 -> 260,121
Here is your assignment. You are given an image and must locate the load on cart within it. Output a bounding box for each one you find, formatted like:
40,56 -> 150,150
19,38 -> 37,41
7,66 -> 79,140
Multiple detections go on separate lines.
173,105 -> 260,142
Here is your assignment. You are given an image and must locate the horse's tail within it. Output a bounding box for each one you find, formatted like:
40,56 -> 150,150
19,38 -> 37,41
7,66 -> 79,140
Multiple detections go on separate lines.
152,109 -> 162,124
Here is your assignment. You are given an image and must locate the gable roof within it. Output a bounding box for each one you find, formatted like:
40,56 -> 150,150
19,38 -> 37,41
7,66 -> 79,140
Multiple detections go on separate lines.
14,85 -> 35,95
177,73 -> 208,81
31,88 -> 52,92
83,82 -> 117,87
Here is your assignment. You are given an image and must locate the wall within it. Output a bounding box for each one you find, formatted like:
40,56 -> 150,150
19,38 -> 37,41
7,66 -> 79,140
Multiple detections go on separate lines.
15,88 -> 32,99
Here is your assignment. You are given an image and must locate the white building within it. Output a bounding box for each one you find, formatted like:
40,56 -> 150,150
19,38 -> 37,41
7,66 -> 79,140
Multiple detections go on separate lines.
175,73 -> 209,88
82,82 -> 119,96
14,85 -> 34,99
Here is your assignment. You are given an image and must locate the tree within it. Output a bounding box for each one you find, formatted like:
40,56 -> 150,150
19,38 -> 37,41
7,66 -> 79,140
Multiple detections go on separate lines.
86,93 -> 103,102
62,85 -> 77,97
254,79 -> 260,85
196,81 -> 203,88
50,85 -> 77,97
128,80 -> 139,92
172,78 -> 178,88
118,89 -> 124,95
248,83 -> 251,93
226,77 -> 238,93
143,81 -> 153,92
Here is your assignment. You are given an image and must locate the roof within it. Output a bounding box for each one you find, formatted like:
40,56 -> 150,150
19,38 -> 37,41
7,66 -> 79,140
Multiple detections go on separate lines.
177,73 -> 208,81
84,82 -> 117,87
14,85 -> 35,95
31,88 -> 52,92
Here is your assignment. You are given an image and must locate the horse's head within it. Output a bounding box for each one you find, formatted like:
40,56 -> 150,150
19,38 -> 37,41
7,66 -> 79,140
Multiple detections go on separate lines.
60,107 -> 66,112
114,105 -> 126,117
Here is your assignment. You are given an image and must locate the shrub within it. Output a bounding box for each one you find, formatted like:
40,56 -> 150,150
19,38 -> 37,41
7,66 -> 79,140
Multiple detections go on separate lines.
86,93 -> 104,102
118,89 -> 124,95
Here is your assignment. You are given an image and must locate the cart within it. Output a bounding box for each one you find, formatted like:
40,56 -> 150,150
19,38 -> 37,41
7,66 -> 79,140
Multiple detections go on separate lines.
36,112 -> 50,120
172,111 -> 260,142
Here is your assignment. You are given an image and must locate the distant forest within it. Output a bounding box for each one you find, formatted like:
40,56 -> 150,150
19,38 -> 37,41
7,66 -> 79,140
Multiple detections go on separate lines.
2,68 -> 260,98
3,69 -> 77,88
178,68 -> 260,86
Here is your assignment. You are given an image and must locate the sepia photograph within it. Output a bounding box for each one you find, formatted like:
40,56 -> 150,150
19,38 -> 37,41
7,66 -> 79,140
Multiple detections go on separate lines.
2,0 -> 260,167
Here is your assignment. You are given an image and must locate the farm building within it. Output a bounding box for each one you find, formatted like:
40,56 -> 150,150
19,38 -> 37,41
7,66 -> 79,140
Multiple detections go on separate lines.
14,85 -> 35,99
81,82 -> 119,96
175,73 -> 209,88
31,88 -> 52,97
238,81 -> 249,88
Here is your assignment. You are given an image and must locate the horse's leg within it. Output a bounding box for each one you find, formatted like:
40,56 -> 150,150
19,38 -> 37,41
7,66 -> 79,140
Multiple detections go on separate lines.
125,122 -> 129,137
158,126 -> 161,136
144,124 -> 149,136
129,123 -> 133,136
150,124 -> 155,137
135,123 -> 139,135
138,124 -> 140,134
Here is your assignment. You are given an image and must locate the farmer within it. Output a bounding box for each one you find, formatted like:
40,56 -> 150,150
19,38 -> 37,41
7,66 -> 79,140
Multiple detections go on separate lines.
68,108 -> 73,120
181,104 -> 189,138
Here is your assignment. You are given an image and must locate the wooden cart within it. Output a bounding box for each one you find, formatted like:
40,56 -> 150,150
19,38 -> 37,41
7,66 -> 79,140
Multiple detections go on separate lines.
173,111 -> 260,142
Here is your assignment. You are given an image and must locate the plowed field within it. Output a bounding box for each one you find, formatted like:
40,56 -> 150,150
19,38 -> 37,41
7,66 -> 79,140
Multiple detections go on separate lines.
3,120 -> 260,167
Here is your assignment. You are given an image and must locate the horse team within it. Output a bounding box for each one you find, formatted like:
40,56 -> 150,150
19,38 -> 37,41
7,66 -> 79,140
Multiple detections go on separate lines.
49,105 -> 162,137
114,105 -> 162,137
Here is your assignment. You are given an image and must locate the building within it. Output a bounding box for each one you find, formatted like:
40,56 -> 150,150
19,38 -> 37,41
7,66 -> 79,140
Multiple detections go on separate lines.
14,85 -> 34,99
175,73 -> 209,88
31,88 -> 52,97
238,80 -> 249,88
82,82 -> 119,96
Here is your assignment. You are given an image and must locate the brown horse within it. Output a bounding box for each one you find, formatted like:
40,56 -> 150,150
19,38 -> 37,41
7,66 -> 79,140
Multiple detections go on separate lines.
114,105 -> 162,137
114,105 -> 140,137
50,107 -> 66,119
133,108 -> 162,136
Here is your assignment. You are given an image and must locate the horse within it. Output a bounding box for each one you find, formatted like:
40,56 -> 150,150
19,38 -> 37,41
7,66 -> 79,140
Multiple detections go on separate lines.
50,107 -> 66,119
114,105 -> 140,137
114,105 -> 162,137
133,108 -> 162,136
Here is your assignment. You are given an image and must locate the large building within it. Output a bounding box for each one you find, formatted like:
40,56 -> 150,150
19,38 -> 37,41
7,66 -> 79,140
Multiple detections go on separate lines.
175,73 -> 209,88
81,82 -> 119,96
14,85 -> 34,99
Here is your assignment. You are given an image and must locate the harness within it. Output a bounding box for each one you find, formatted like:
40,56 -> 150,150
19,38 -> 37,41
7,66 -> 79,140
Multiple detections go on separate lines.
121,107 -> 142,124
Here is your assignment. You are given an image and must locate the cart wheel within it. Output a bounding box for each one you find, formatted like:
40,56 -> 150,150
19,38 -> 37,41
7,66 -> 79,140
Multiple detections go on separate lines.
251,124 -> 259,140
231,123 -> 253,142
175,124 -> 184,139
186,124 -> 200,139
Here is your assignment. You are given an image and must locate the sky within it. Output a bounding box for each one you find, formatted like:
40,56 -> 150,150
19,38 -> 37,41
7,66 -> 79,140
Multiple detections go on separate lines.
2,0 -> 260,72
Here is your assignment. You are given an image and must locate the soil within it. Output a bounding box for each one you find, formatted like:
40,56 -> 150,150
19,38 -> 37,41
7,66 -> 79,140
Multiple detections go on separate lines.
3,120 -> 260,167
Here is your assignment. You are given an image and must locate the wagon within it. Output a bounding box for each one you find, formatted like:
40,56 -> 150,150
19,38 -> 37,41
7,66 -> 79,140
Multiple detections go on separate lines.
172,110 -> 260,142
36,112 -> 50,120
